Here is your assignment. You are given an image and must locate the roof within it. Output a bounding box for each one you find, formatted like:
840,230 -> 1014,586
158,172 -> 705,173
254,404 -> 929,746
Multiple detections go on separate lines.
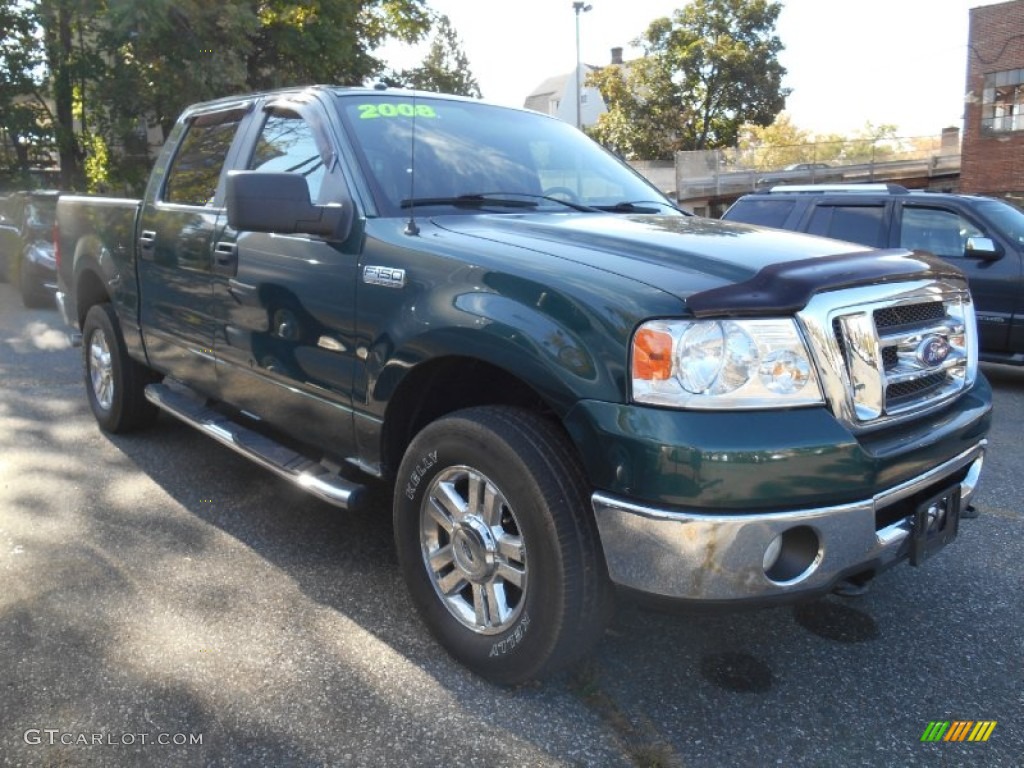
523,65 -> 600,102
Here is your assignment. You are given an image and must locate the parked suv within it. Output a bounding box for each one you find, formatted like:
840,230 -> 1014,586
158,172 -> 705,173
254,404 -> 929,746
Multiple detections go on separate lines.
722,184 -> 1024,365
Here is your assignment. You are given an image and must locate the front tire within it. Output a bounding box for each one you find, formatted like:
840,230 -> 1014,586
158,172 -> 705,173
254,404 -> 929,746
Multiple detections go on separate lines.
82,303 -> 159,433
394,406 -> 611,684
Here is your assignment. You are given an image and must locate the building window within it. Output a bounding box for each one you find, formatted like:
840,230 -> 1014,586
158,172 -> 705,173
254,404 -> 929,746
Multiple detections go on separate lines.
580,93 -> 588,105
981,69 -> 1024,133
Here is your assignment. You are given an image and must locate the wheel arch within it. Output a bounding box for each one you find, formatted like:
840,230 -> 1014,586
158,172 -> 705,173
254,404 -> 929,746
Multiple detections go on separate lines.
75,265 -> 110,328
379,355 -> 574,481
71,235 -> 113,327
368,291 -> 629,475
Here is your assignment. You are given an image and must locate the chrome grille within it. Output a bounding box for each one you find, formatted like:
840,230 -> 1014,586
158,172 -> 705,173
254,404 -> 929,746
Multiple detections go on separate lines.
799,280 -> 978,431
873,302 -> 946,329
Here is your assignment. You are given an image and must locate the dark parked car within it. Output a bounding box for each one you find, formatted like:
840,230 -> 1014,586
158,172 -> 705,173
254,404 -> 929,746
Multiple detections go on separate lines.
0,195 -> 17,276
756,162 -> 835,188
722,183 -> 1024,365
0,190 -> 59,307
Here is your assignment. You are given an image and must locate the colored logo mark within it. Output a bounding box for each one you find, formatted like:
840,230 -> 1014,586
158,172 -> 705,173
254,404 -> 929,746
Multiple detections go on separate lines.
921,721 -> 997,742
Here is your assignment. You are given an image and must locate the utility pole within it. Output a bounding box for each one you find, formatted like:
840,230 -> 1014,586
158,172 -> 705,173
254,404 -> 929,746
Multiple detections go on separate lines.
573,2 -> 592,130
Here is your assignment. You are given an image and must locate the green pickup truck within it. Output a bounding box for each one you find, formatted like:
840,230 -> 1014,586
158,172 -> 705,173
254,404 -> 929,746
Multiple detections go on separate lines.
56,87 -> 992,684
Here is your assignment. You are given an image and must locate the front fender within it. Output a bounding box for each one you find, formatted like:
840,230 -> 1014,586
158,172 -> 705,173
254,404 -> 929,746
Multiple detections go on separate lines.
368,284 -> 631,415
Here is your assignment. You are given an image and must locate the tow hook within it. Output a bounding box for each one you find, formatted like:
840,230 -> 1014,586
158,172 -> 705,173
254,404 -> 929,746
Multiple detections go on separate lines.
832,577 -> 872,598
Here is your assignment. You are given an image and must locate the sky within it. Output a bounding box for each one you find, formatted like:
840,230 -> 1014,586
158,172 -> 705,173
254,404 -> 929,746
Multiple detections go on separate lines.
377,0 -> 1008,139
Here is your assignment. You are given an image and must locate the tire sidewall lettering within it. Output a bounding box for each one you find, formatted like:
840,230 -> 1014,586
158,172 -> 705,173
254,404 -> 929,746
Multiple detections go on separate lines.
489,612 -> 530,657
403,450 -> 437,500
397,426 -> 559,670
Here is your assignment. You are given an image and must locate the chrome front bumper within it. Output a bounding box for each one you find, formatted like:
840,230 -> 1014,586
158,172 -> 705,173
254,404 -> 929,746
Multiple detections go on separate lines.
592,441 -> 986,601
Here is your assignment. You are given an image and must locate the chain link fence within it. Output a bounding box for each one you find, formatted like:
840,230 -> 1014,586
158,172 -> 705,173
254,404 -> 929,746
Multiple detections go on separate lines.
676,133 -> 961,202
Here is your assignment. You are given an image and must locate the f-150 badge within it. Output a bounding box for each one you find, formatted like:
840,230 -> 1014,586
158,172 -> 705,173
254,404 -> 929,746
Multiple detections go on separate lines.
363,265 -> 406,288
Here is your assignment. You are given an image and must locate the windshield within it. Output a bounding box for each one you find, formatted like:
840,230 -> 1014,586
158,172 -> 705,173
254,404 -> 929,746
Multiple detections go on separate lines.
25,198 -> 57,235
336,94 -> 675,216
974,198 -> 1024,245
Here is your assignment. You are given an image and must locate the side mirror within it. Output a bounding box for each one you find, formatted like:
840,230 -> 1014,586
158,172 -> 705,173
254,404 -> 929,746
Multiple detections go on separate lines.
226,171 -> 353,240
965,235 -> 1002,261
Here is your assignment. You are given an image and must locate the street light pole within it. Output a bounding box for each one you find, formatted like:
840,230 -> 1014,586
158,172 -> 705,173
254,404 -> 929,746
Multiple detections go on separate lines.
573,2 -> 592,130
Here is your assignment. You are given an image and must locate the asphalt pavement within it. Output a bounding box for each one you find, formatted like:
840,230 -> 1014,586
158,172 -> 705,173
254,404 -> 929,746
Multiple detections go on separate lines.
0,282 -> 1020,767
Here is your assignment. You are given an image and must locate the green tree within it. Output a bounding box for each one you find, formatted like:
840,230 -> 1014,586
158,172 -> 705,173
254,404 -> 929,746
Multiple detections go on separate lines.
38,0 -> 99,188
737,115 -> 909,171
737,113 -> 848,169
737,113 -> 809,169
589,0 -> 789,160
587,59 -> 679,159
839,121 -> 900,164
0,1 -> 49,181
2,1 -> 435,191
247,0 -> 431,90
392,14 -> 481,97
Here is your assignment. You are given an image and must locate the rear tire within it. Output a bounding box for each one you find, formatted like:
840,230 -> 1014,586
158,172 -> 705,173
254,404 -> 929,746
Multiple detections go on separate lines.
82,303 -> 159,433
18,255 -> 50,308
394,406 -> 611,684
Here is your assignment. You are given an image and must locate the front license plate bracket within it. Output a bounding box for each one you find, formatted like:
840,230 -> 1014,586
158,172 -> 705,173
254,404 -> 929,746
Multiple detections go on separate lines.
910,485 -> 961,566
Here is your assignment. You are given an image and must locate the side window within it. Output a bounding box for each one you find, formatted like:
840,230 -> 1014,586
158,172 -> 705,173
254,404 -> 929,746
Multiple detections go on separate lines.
724,199 -> 795,227
899,207 -> 983,259
249,113 -> 326,203
164,114 -> 242,206
807,204 -> 885,247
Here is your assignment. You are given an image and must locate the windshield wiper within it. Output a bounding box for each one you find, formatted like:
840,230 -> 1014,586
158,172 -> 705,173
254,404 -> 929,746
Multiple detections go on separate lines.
401,194 -> 537,210
400,192 -> 601,213
592,200 -> 685,214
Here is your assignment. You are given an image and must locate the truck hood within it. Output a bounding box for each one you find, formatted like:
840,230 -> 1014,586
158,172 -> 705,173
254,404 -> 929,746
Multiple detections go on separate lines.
433,214 -> 962,312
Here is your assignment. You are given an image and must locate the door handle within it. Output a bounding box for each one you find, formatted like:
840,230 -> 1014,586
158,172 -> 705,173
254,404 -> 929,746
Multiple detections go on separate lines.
214,241 -> 237,264
139,230 -> 156,259
213,241 -> 238,276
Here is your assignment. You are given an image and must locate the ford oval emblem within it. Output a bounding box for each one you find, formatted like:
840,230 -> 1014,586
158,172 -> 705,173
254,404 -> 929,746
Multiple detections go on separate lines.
916,335 -> 952,367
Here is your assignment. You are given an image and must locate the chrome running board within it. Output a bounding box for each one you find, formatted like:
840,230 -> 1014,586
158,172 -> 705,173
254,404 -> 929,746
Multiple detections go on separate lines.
145,383 -> 366,510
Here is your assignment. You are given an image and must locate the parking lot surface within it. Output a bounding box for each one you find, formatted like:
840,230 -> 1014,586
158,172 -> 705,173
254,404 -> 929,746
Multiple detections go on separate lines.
1,283 -> 1021,767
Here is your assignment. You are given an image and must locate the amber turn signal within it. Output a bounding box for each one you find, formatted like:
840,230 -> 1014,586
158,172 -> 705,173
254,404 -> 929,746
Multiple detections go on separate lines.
632,328 -> 673,381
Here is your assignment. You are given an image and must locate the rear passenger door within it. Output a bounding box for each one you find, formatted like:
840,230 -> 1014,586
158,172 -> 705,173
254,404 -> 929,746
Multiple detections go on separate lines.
137,105 -> 250,395
804,201 -> 890,248
896,202 -> 1017,353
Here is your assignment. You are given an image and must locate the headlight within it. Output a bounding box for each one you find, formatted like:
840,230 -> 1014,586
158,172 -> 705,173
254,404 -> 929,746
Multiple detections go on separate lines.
631,318 -> 824,409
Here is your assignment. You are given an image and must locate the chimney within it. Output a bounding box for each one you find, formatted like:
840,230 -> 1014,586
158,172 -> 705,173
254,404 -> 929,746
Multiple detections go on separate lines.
611,47 -> 623,65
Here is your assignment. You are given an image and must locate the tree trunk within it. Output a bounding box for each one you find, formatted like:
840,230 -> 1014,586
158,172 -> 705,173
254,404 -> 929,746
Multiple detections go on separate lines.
43,1 -> 81,190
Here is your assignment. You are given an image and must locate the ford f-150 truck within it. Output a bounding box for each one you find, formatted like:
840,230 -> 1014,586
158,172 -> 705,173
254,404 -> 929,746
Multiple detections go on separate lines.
56,87 -> 991,684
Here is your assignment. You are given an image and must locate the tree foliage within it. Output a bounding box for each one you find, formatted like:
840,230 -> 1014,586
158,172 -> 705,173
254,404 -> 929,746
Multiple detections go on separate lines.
738,114 -> 903,169
0,0 -> 435,191
392,14 -> 481,97
0,1 -> 51,181
588,0 -> 789,160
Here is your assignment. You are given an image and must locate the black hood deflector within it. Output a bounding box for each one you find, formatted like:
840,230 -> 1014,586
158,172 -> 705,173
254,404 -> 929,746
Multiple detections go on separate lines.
686,249 -> 964,318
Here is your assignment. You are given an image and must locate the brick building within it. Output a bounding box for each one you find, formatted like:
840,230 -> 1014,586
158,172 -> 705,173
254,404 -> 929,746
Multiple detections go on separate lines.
961,0 -> 1024,204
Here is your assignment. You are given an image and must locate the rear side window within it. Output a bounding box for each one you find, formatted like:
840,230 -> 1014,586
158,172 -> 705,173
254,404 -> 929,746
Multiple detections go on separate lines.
163,113 -> 243,207
724,198 -> 795,227
806,205 -> 885,247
